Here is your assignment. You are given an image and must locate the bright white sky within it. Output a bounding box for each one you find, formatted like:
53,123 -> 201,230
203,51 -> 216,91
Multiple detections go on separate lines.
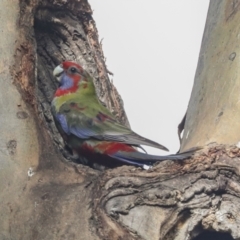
89,0 -> 209,154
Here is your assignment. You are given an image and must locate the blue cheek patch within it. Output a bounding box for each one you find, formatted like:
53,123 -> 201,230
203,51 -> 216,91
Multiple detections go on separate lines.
60,74 -> 74,90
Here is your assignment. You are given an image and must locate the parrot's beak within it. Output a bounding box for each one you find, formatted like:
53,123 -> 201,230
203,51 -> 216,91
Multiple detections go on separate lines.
53,64 -> 64,81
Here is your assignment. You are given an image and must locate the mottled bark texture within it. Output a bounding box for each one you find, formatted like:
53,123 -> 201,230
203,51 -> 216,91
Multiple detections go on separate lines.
181,0 -> 240,152
0,0 -> 239,240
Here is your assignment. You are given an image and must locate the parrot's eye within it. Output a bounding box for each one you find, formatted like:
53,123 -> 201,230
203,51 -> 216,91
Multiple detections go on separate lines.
70,67 -> 77,74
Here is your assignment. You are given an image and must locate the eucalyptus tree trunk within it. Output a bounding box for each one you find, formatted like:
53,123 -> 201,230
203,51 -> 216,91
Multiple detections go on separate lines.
0,1 -> 239,240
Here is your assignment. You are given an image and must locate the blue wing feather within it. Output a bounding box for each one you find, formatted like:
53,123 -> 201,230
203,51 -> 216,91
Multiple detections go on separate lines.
70,126 -> 96,139
55,114 -> 98,139
56,114 -> 70,134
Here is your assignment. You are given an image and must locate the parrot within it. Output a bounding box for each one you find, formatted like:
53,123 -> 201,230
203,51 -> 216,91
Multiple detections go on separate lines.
51,61 -> 197,169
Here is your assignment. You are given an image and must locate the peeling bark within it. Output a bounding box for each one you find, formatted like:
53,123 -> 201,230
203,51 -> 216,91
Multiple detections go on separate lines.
90,144 -> 240,240
0,0 -> 239,240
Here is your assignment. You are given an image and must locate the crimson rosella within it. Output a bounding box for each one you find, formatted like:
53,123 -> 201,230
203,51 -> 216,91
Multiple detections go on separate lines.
51,61 -> 196,169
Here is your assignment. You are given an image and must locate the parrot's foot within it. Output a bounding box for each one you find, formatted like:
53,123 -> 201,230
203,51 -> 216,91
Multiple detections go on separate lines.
71,152 -> 79,160
92,163 -> 107,171
69,154 -> 80,162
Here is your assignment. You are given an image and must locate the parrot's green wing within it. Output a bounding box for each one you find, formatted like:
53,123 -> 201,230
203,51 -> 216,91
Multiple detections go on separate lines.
54,98 -> 169,151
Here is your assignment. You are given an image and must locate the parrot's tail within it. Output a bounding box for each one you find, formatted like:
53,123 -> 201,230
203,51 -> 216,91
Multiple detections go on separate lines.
110,147 -> 201,168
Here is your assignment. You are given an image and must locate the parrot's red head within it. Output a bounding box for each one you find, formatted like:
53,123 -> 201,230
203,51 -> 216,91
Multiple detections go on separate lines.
62,61 -> 84,79
53,61 -> 89,97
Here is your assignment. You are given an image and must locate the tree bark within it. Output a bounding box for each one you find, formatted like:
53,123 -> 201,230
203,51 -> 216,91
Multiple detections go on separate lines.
0,0 -> 239,240
181,1 -> 240,152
